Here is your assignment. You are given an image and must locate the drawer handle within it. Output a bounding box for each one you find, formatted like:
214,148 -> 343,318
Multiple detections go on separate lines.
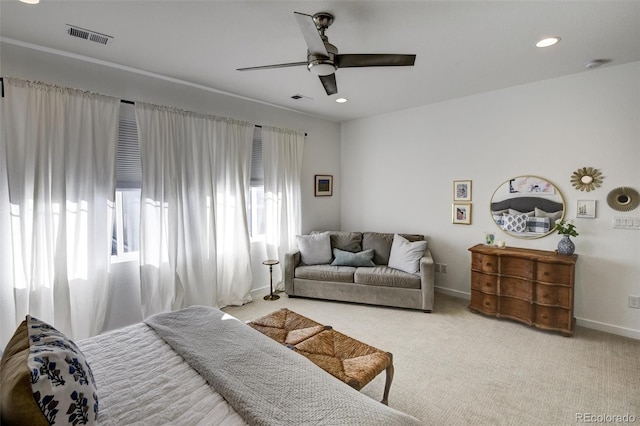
485,301 -> 490,306
540,314 -> 547,319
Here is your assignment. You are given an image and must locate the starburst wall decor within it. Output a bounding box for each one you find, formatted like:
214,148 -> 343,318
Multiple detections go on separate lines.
570,167 -> 603,192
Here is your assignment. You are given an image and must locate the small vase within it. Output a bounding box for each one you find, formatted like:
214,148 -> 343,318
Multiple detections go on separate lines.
557,235 -> 575,255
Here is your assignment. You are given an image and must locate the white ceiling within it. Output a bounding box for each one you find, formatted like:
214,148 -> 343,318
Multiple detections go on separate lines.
1,1 -> 639,122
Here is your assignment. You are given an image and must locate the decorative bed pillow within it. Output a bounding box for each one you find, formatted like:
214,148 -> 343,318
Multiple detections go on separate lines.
527,216 -> 551,233
296,232 -> 332,265
330,248 -> 375,267
534,207 -> 563,225
0,316 -> 99,426
387,234 -> 427,274
508,208 -> 535,217
502,214 -> 528,233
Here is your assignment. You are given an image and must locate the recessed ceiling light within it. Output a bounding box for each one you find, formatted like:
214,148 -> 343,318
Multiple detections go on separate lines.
20,0 -> 40,4
335,98 -> 348,103
536,37 -> 561,48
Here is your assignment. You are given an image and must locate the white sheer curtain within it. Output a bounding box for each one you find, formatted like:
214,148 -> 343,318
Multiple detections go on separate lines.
0,78 -> 119,343
261,126 -> 305,290
135,102 -> 254,317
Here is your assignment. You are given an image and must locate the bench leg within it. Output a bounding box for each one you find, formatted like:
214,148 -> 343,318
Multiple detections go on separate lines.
382,352 -> 394,405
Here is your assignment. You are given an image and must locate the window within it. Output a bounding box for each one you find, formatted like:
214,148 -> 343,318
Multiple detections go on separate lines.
249,126 -> 265,239
112,103 -> 141,259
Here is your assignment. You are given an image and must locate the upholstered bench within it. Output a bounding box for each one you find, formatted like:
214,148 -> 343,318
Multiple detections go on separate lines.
248,308 -> 394,404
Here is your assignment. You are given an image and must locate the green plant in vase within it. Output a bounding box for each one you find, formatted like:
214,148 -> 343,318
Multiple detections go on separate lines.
554,220 -> 578,255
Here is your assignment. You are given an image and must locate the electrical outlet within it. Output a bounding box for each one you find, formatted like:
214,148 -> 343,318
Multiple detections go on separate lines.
629,295 -> 640,309
441,264 -> 447,274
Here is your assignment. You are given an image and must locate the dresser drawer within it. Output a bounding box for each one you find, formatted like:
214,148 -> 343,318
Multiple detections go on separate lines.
535,284 -> 571,308
472,253 -> 498,273
469,290 -> 498,314
535,306 -> 572,330
471,272 -> 497,294
499,296 -> 532,324
500,277 -> 532,300
536,263 -> 572,284
501,257 -> 533,279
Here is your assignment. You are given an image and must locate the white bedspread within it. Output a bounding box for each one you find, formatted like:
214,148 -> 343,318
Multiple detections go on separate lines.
145,306 -> 422,426
79,323 -> 247,426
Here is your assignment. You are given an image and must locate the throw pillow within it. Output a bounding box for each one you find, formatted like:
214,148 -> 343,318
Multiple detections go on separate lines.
330,248 -> 375,267
296,232 -> 332,265
502,214 -> 528,233
527,216 -> 551,233
534,207 -> 563,226
508,208 -> 535,217
387,234 -> 427,274
0,317 -> 99,426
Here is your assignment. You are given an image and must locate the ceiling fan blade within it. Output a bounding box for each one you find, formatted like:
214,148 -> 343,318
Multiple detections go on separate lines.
336,54 -> 416,68
294,12 -> 329,57
319,74 -> 338,96
237,62 -> 308,71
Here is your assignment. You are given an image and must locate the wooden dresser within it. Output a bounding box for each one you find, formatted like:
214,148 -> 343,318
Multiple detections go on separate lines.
468,244 -> 578,336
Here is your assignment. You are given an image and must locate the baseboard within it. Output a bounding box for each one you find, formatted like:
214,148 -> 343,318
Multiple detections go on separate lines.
435,286 -> 470,300
436,287 -> 640,340
250,286 -> 269,298
575,317 -> 640,340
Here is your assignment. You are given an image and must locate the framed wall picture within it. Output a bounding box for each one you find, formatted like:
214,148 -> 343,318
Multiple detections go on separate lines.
315,175 -> 333,196
576,200 -> 596,218
453,180 -> 472,201
452,203 -> 472,224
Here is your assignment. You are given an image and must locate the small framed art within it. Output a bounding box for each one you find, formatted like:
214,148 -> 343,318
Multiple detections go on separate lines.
453,180 -> 472,202
576,200 -> 596,218
315,175 -> 333,196
452,203 -> 472,224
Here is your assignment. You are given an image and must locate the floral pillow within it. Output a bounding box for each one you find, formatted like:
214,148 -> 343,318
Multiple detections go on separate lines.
27,316 -> 98,425
502,214 -> 528,233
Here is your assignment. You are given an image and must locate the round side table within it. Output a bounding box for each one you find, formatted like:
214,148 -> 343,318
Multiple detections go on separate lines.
262,259 -> 280,301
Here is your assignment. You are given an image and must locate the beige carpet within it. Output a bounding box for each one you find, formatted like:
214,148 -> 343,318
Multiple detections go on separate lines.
223,292 -> 640,425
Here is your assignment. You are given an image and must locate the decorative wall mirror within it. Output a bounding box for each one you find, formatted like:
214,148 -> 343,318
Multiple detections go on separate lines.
490,176 -> 565,239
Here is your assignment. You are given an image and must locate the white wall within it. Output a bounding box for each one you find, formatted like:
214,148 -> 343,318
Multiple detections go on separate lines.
341,61 -> 640,338
1,42 -> 342,332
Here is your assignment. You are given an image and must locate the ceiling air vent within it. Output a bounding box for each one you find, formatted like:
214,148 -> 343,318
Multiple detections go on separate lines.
66,24 -> 113,45
291,94 -> 313,101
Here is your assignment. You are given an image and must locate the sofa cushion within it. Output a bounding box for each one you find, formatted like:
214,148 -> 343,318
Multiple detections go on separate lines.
388,234 -> 427,274
296,232 -> 332,265
362,232 -> 424,265
354,266 -> 421,289
312,231 -> 363,253
331,248 -> 375,267
295,265 -> 356,283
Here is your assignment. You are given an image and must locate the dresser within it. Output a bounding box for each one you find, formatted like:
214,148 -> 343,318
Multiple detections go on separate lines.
468,244 -> 578,336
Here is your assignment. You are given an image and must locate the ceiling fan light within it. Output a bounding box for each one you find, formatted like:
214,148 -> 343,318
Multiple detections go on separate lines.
308,62 -> 336,76
536,37 -> 561,48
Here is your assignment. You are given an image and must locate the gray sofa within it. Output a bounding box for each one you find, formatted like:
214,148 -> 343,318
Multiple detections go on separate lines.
284,231 -> 434,312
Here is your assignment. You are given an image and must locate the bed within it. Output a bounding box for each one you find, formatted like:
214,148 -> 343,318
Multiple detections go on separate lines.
0,306 -> 421,425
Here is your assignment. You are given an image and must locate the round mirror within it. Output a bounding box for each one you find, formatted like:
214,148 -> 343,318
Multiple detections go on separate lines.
490,176 -> 565,239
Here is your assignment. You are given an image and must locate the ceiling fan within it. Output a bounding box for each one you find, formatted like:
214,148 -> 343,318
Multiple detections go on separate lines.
237,11 -> 416,96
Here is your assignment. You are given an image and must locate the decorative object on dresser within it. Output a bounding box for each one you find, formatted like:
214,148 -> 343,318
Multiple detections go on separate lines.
468,244 -> 578,336
554,220 -> 578,256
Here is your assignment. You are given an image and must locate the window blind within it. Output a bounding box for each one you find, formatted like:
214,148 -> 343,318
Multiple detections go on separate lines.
116,104 -> 142,189
250,126 -> 263,186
